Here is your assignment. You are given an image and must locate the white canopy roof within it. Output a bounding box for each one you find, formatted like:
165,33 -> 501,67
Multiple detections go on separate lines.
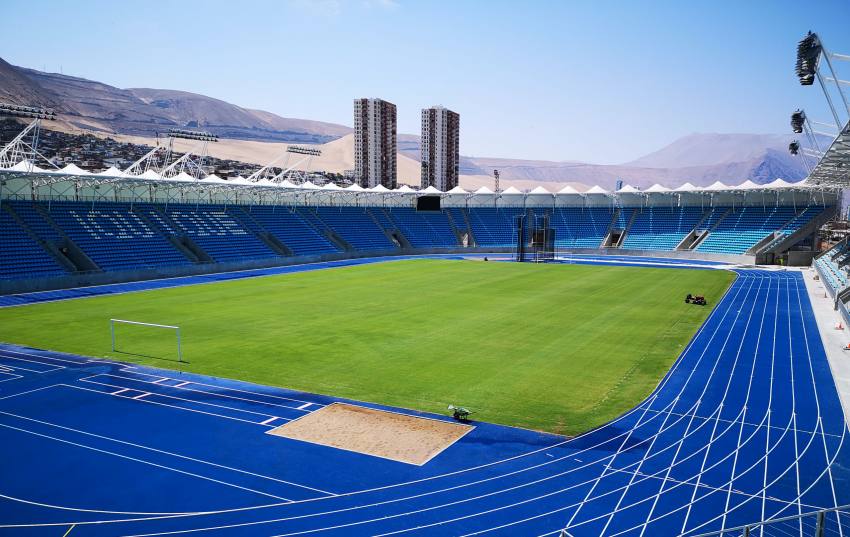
586,185 -> 608,194
345,183 -> 365,191
734,180 -> 760,190
171,172 -> 197,182
617,184 -> 640,193
203,174 -> 229,184
137,169 -> 161,180
59,163 -> 90,175
675,182 -> 696,191
321,182 -> 343,190
558,185 -> 580,194
421,185 -> 442,194
529,186 -> 551,194
446,185 -> 469,194
369,184 -> 390,192
96,166 -> 123,177
705,181 -> 729,191
300,181 -> 320,190
229,176 -> 253,185
501,186 -> 523,195
9,160 -> 49,173
645,183 -> 671,192
279,179 -> 299,189
475,186 -> 495,194
766,178 -> 793,188
395,185 -> 415,193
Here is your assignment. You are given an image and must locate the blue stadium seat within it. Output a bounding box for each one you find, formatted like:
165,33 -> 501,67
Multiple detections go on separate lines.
466,207 -> 525,247
0,207 -> 67,280
42,201 -> 188,271
313,206 -> 397,251
549,207 -> 615,248
385,208 -> 458,248
240,206 -> 340,256
697,206 -> 800,254
622,206 -> 704,251
142,204 -> 278,263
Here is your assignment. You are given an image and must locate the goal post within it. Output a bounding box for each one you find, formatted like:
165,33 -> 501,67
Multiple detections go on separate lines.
110,319 -> 183,362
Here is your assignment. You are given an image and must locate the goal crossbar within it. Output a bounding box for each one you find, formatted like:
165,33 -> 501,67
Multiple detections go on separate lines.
110,318 -> 183,362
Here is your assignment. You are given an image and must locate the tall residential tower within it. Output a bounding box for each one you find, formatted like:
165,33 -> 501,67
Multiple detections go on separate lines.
353,98 -> 397,189
420,106 -> 460,191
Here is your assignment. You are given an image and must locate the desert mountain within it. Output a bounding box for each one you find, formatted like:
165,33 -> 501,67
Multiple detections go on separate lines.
0,59 -> 813,190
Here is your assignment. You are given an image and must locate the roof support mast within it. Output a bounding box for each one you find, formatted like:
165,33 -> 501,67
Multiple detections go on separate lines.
0,103 -> 57,171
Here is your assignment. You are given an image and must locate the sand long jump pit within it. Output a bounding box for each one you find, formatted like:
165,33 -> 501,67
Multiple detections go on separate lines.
267,403 -> 474,465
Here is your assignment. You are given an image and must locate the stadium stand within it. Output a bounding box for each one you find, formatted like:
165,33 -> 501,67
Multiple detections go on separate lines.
385,208 -> 458,248
466,207 -> 525,247
42,202 -> 188,271
0,198 -> 833,281
240,206 -> 340,256
143,204 -> 279,263
313,206 -> 397,251
0,205 -> 67,279
622,206 -> 705,250
550,207 -> 615,248
697,206 -> 802,254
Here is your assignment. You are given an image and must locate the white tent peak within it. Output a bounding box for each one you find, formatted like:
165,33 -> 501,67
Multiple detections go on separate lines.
586,185 -> 608,194
300,181 -> 320,190
421,185 -> 442,194
675,182 -> 696,191
96,166 -> 123,177
501,186 -> 523,194
645,184 -> 671,192
447,185 -> 469,194
369,184 -> 390,192
345,183 -> 365,191
766,178 -> 793,188
529,186 -> 551,194
60,163 -> 90,175
395,185 -> 415,192
705,181 -> 729,191
475,186 -> 495,194
734,180 -> 760,190
558,185 -> 580,194
617,184 -> 639,193
138,170 -> 161,180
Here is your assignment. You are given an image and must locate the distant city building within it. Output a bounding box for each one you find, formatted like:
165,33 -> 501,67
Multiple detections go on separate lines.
353,98 -> 397,189
420,106 -> 460,191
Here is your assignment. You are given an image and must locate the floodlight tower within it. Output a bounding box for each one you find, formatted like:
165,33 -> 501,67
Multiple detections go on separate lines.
796,31 -> 850,128
160,128 -> 219,180
0,103 -> 57,170
493,169 -> 500,192
271,146 -> 322,184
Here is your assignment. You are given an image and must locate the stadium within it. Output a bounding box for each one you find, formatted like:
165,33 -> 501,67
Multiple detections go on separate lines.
1,26 -> 850,537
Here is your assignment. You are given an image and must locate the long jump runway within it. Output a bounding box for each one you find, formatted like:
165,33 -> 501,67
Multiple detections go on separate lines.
1,268 -> 850,535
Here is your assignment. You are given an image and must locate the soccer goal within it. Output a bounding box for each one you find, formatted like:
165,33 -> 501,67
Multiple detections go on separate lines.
110,319 -> 183,362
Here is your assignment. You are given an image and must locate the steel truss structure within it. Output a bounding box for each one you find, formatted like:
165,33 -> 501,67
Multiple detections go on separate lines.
793,33 -> 850,187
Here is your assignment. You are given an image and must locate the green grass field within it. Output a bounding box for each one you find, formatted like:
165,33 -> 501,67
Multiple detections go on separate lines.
0,259 -> 734,434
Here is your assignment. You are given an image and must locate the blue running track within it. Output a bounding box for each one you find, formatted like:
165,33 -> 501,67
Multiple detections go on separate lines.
0,261 -> 848,535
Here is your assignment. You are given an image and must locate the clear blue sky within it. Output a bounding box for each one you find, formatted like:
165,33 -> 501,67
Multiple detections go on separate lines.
2,0 -> 849,164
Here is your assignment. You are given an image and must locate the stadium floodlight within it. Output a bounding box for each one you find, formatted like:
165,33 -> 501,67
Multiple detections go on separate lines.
0,103 -> 56,120
789,140 -> 801,155
791,109 -> 806,133
167,128 -> 219,142
796,31 -> 822,86
286,145 -> 322,156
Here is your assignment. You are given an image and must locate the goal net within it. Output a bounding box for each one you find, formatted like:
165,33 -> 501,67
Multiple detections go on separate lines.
110,319 -> 183,362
